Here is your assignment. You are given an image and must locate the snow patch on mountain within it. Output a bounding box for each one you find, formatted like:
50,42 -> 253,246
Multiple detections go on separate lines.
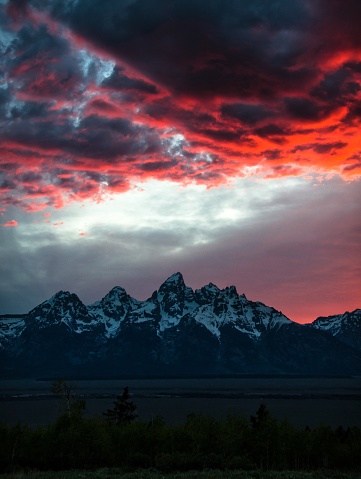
130,300 -> 158,324
26,291 -> 99,334
312,309 -> 361,333
155,272 -> 199,332
195,283 -> 220,304
241,299 -> 291,337
192,305 -> 223,338
0,315 -> 26,349
311,309 -> 361,351
88,286 -> 141,337
312,315 -> 343,335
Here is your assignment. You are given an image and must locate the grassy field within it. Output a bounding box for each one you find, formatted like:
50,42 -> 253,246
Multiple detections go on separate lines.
1,469 -> 360,479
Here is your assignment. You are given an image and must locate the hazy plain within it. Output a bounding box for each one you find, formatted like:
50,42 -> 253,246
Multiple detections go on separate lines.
1,376 -> 361,428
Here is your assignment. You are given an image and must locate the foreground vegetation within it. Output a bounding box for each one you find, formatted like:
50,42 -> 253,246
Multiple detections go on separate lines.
1,407 -> 361,474
1,468 -> 361,479
1,384 -> 360,475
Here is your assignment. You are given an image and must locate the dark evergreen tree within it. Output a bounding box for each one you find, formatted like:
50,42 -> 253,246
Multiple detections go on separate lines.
250,403 -> 270,429
103,386 -> 138,426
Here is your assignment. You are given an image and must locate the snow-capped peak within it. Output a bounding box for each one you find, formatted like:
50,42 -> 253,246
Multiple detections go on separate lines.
49,290 -> 72,303
195,283 -> 220,304
108,285 -> 127,294
102,286 -> 128,303
204,282 -> 220,293
154,272 -> 196,332
160,272 -> 185,290
87,286 -> 139,338
26,290 -> 96,333
157,272 -> 187,305
222,285 -> 238,297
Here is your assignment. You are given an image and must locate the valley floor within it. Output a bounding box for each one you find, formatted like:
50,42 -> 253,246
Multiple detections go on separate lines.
1,376 -> 361,428
0,469 -> 360,479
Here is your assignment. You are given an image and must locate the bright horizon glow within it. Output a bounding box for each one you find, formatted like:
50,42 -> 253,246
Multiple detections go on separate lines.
1,176 -> 360,324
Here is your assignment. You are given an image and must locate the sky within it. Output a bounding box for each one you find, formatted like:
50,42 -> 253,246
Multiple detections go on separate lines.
0,0 -> 360,323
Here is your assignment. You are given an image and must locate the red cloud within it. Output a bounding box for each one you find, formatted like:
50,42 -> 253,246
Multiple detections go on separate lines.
3,220 -> 19,227
1,0 -> 361,212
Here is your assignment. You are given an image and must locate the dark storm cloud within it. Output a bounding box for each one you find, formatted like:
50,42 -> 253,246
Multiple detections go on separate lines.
5,23 -> 84,99
344,161 -> 361,172
1,0 -> 361,212
284,97 -> 334,122
101,66 -> 159,94
87,99 -> 117,113
0,178 -> 17,191
0,88 -> 9,106
0,88 -> 10,116
291,142 -> 347,155
221,103 -> 274,126
316,0 -> 361,49
6,0 -> 361,104
261,149 -> 283,161
255,123 -> 288,143
18,171 -> 43,183
198,128 -> 245,143
5,0 -> 30,20
312,142 -> 347,155
311,68 -> 352,103
24,0 -> 315,99
77,115 -> 161,159
346,62 -> 361,74
9,100 -> 53,119
10,24 -> 67,66
343,101 -> 361,124
343,153 -> 361,173
1,112 -> 162,161
143,97 -> 217,130
137,159 -> 177,172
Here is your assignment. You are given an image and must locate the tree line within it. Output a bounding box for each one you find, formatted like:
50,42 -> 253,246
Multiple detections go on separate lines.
1,382 -> 361,473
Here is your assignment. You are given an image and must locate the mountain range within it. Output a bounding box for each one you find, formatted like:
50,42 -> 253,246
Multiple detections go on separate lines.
1,272 -> 360,378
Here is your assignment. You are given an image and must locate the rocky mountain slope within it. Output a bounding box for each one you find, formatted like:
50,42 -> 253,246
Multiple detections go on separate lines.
1,273 -> 360,378
311,309 -> 361,352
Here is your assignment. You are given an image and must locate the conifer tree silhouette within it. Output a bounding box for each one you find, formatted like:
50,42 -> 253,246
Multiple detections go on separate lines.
103,386 -> 138,425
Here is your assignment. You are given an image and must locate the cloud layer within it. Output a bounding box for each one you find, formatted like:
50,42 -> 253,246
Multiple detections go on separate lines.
1,0 -> 361,211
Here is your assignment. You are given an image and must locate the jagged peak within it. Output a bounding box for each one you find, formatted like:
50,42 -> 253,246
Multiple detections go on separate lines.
47,290 -> 82,306
313,308 -> 361,324
164,272 -> 184,284
110,285 -> 126,292
204,282 -> 220,292
159,272 -> 186,293
88,285 -> 135,314
222,285 -> 238,296
105,285 -> 127,298
195,282 -> 220,303
312,308 -> 361,333
196,282 -> 219,294
52,290 -> 72,300
48,290 -> 85,309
